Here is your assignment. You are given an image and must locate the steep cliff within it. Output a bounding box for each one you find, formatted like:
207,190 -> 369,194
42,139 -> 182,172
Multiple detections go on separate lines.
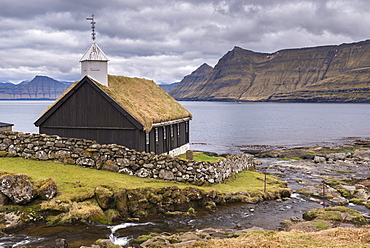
170,40 -> 370,102
170,63 -> 213,98
0,76 -> 72,100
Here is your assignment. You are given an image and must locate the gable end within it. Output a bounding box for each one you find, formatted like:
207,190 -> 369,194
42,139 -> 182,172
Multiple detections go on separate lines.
34,76 -> 144,130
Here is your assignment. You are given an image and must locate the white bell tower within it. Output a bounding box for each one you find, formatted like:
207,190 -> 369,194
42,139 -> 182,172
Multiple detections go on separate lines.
80,15 -> 109,86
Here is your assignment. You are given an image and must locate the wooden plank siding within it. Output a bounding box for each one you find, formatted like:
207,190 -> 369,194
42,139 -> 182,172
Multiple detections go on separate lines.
145,121 -> 189,154
35,77 -> 190,155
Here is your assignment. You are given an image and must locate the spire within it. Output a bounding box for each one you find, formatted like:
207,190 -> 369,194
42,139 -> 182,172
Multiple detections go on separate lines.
80,14 -> 109,86
86,14 -> 96,42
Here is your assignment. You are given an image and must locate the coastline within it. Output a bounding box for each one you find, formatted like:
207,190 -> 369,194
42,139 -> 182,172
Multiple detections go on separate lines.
0,140 -> 369,247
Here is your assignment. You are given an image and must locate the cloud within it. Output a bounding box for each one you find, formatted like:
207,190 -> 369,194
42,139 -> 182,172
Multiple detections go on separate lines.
0,0 -> 370,84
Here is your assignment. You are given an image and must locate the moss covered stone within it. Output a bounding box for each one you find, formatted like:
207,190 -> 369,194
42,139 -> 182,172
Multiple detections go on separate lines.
303,206 -> 367,224
95,186 -> 114,209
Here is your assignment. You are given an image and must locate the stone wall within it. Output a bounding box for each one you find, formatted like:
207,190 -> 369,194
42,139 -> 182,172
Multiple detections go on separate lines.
0,131 -> 255,184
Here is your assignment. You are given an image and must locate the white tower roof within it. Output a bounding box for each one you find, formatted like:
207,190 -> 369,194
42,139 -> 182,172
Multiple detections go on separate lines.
80,42 -> 109,62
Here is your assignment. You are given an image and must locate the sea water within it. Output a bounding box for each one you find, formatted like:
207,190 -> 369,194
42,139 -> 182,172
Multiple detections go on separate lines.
0,100 -> 369,154
0,100 -> 369,246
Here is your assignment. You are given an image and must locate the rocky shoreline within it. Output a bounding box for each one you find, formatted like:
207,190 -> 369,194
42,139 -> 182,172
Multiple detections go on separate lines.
1,145 -> 369,247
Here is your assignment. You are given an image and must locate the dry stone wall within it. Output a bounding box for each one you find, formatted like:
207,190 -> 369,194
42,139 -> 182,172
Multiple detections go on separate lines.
0,131 -> 255,184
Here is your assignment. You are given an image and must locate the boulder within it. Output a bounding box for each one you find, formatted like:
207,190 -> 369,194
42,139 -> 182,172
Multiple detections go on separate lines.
95,186 -> 114,209
313,156 -> 326,163
0,192 -> 9,205
0,174 -> 38,204
38,178 -> 58,200
353,149 -> 370,161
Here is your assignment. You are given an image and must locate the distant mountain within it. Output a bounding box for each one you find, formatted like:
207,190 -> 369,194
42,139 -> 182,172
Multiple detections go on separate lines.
169,63 -> 213,98
159,82 -> 180,93
0,76 -> 73,100
0,82 -> 17,87
169,40 -> 370,102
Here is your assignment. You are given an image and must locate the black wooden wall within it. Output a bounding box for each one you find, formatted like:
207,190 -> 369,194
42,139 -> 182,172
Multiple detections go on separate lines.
37,77 -> 190,155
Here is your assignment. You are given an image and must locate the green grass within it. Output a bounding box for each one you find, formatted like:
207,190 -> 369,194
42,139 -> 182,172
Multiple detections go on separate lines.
312,222 -> 330,230
0,157 -> 283,201
176,152 -> 224,162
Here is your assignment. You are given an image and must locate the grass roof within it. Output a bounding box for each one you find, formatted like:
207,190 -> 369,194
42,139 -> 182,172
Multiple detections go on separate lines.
99,75 -> 192,131
36,75 -> 192,132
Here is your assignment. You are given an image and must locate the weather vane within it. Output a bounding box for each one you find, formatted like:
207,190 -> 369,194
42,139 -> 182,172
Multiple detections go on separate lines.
86,14 -> 96,42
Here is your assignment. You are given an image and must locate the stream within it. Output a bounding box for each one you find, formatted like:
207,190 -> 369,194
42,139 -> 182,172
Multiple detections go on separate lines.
2,158 -> 369,247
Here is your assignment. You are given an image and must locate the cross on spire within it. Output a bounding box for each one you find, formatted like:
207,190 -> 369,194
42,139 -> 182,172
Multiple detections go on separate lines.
86,14 -> 96,42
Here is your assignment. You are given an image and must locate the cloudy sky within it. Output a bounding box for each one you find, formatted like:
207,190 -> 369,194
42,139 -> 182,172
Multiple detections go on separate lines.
1,0 -> 370,84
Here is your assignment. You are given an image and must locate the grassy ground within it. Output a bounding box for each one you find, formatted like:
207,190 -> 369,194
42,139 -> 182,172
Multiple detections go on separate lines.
0,157 -> 283,201
187,228 -> 370,248
176,152 -> 224,162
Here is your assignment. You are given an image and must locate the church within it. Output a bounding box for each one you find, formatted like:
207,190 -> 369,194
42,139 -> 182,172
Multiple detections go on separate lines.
34,16 -> 191,155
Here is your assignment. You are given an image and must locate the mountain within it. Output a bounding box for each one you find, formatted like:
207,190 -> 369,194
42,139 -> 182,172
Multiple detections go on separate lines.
169,40 -> 370,102
0,76 -> 73,100
0,82 -> 17,87
159,82 -> 180,93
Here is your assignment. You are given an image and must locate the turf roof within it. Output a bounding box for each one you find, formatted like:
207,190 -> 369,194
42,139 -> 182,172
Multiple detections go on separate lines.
100,75 -> 192,131
37,75 -> 192,132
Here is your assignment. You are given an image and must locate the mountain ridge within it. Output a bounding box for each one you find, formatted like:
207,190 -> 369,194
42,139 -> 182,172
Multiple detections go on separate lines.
170,40 -> 370,102
0,76 -> 73,100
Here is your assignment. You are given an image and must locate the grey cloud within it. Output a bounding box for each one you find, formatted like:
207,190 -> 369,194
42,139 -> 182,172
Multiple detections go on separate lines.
1,0 -> 370,83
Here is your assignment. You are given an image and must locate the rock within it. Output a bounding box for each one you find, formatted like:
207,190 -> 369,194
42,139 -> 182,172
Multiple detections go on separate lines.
353,188 -> 369,203
95,239 -> 116,248
38,178 -> 58,200
0,192 -> 9,205
95,186 -> 114,209
101,160 -> 119,172
134,168 -> 152,178
186,150 -> 193,160
313,156 -> 326,163
290,216 -> 300,222
353,149 -> 370,161
159,169 -> 175,180
327,153 -> 347,161
0,174 -> 38,204
35,150 -> 49,160
55,238 -> 68,248
0,211 -> 24,231
254,159 -> 263,165
76,157 -> 95,167
54,150 -> 71,159
114,189 -> 128,215
118,168 -> 134,175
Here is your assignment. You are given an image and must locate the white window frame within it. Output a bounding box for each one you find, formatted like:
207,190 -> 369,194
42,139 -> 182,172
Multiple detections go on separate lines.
146,132 -> 150,145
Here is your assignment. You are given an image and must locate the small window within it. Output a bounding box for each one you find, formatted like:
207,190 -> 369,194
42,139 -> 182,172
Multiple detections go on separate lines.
170,125 -> 174,137
155,128 -> 159,142
163,126 -> 166,139
186,121 -> 189,132
177,123 -> 180,136
146,133 -> 150,145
